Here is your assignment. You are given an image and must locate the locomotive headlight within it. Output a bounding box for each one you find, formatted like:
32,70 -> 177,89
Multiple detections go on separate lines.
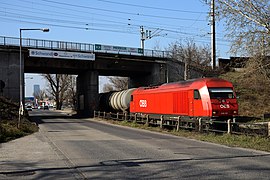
212,111 -> 217,115
233,111 -> 237,114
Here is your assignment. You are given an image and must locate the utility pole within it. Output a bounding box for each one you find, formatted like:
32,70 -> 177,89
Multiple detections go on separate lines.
184,60 -> 188,80
210,0 -> 216,69
140,26 -> 151,50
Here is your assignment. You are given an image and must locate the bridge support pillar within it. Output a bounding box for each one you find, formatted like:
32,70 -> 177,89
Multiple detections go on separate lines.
77,71 -> 98,117
0,50 -> 23,102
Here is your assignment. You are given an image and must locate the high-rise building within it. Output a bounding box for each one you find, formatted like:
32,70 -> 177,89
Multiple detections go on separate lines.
33,84 -> 40,96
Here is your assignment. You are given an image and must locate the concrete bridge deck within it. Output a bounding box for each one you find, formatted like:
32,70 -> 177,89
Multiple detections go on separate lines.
0,36 -> 170,117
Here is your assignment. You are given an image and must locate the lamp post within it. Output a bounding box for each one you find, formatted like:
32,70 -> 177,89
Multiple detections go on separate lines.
18,28 -> 49,128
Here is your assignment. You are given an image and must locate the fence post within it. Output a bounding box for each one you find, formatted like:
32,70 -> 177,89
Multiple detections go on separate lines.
268,122 -> 270,137
134,113 -> 137,123
146,115 -> 149,127
124,113 -> 127,121
177,116 -> 181,132
198,118 -> 202,132
160,115 -> 164,129
98,111 -> 100,118
227,119 -> 232,134
116,112 -> 119,120
94,110 -> 96,117
103,111 -> 106,119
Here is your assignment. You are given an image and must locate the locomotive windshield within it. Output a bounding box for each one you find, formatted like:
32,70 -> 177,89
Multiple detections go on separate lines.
208,88 -> 235,99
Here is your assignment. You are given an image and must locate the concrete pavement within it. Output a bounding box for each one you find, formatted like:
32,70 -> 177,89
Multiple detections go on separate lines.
1,110 -> 270,179
0,121 -> 83,179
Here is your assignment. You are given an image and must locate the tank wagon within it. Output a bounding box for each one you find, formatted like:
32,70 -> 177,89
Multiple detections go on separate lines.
98,88 -> 136,112
98,78 -> 238,121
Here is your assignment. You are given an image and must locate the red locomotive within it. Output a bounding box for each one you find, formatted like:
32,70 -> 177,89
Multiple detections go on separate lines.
130,78 -> 238,120
98,78 -> 238,120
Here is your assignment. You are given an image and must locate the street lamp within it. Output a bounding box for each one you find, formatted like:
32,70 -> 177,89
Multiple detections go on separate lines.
18,28 -> 49,128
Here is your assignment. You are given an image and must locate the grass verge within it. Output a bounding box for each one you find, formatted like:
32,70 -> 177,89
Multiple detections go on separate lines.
97,119 -> 270,152
0,118 -> 39,143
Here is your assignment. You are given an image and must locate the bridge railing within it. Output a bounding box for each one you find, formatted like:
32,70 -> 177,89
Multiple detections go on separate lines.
0,36 -> 172,58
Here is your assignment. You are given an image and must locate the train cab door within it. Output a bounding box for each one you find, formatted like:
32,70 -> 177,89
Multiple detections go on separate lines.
192,89 -> 201,116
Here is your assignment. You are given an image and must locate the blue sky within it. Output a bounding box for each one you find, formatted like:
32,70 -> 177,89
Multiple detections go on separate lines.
0,0 -> 231,96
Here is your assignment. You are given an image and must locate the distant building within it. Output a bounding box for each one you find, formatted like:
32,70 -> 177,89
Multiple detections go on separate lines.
33,84 -> 40,96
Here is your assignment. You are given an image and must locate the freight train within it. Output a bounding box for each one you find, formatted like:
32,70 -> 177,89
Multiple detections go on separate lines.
98,78 -> 238,121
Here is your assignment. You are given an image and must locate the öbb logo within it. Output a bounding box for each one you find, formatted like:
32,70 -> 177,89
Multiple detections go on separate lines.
220,104 -> 230,108
139,100 -> 147,108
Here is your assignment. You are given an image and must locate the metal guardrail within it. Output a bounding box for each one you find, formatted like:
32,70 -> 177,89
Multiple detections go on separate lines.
0,36 -> 172,58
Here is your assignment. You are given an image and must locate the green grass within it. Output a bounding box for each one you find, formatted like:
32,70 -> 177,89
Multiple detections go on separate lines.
97,118 -> 270,152
199,134 -> 270,152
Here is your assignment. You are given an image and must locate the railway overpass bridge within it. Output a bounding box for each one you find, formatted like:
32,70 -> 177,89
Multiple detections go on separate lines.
0,36 -> 171,117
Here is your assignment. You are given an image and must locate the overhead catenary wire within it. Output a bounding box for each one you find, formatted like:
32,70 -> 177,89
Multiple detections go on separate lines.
97,0 -> 208,14
40,0 -> 206,22
0,7 -> 212,41
1,0 -> 232,53
4,0 -> 209,34
0,10 -> 232,44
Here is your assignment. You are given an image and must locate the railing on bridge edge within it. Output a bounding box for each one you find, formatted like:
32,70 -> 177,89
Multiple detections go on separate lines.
0,36 -> 172,58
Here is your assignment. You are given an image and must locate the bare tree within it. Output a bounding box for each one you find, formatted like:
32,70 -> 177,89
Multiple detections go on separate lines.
65,75 -> 77,109
33,89 -> 47,101
102,83 -> 114,92
214,0 -> 269,56
167,38 -> 212,80
102,76 -> 128,92
214,0 -> 270,80
43,74 -> 70,110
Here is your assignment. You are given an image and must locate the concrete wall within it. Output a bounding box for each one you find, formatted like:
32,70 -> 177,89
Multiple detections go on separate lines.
0,50 -> 23,102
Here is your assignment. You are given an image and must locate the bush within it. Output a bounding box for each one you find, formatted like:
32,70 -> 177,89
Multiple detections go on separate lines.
0,97 -> 38,143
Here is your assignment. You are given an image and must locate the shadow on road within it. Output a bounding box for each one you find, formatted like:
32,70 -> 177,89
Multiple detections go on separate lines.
1,155 -> 270,179
29,111 -> 89,125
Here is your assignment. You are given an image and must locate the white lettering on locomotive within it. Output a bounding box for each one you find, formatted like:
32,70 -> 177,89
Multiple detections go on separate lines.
220,104 -> 230,108
139,100 -> 147,108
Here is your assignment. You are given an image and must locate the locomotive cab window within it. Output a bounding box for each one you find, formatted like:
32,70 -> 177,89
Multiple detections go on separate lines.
130,95 -> 133,101
194,90 -> 201,99
208,88 -> 234,99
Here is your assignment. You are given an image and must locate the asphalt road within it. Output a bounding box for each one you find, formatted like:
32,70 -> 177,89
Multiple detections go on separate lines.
1,109 -> 270,179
